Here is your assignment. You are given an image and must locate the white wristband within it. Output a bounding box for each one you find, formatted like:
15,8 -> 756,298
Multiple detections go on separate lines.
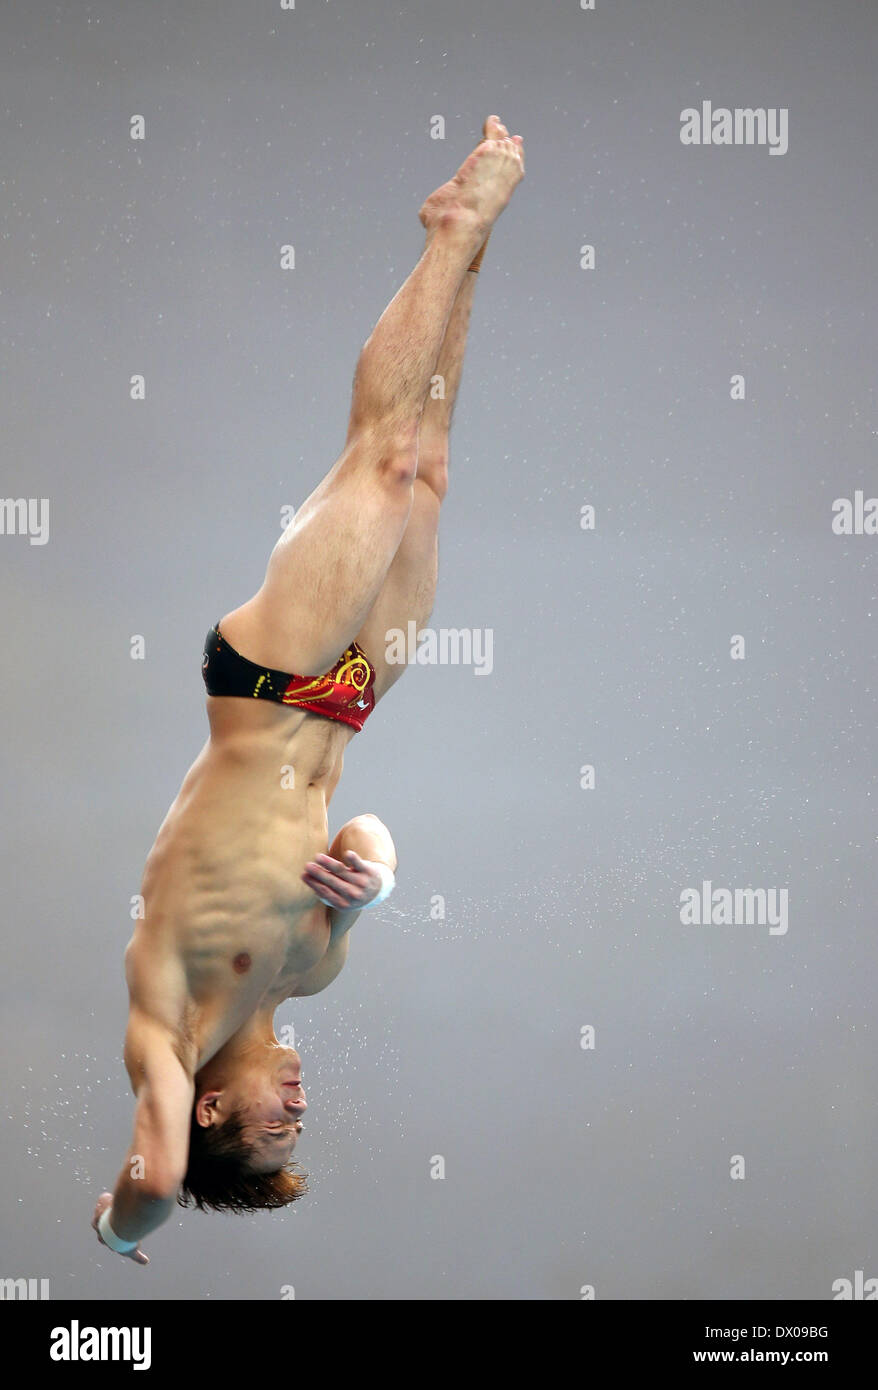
360,860 -> 396,909
98,1207 -> 138,1254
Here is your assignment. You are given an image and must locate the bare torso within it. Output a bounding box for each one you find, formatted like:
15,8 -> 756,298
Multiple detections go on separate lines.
125,696 -> 354,1069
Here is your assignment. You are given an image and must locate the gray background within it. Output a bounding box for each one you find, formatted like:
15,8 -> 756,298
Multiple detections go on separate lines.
1,0 -> 876,1300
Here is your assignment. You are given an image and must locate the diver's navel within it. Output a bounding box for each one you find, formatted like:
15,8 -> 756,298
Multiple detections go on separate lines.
232,952 -> 252,974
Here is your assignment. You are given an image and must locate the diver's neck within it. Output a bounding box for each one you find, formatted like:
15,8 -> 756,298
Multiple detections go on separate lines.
194,1005 -> 278,1077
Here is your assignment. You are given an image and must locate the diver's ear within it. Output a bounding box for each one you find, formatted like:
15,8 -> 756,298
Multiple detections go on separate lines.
194,1090 -> 222,1128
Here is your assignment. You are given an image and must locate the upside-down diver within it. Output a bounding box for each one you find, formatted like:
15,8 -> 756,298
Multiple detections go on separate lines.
92,116 -> 524,1262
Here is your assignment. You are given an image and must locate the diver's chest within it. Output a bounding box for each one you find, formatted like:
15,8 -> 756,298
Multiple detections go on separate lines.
275,905 -> 331,981
182,898 -> 329,996
235,897 -> 331,984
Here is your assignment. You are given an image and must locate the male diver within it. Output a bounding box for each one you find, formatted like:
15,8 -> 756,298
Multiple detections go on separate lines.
92,117 -> 524,1262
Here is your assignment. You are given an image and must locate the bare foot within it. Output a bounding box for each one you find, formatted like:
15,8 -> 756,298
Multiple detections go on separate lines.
419,114 -> 525,239
465,117 -> 521,268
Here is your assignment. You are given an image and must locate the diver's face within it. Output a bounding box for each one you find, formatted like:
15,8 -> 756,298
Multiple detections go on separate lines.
224,1052 -> 307,1173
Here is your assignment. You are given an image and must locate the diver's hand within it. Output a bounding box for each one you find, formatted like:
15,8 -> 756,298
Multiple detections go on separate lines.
92,1192 -> 150,1266
302,850 -> 388,911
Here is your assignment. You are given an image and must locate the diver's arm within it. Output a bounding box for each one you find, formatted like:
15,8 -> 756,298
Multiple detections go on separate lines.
301,813 -> 398,936
92,1015 -> 194,1262
294,832 -> 398,997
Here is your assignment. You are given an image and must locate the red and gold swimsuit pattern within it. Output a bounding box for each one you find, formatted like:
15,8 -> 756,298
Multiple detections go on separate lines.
202,623 -> 376,732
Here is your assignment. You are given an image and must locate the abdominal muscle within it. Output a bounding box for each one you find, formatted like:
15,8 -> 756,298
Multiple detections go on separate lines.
126,698 -> 354,1056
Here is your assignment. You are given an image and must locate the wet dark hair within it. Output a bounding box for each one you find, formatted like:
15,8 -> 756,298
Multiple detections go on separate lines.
178,1107 -> 308,1214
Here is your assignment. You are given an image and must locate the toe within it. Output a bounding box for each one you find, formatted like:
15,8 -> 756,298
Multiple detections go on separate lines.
483,114 -> 508,140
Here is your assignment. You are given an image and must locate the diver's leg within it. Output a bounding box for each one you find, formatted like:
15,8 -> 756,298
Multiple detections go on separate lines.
356,119 -> 521,698
220,127 -> 523,676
